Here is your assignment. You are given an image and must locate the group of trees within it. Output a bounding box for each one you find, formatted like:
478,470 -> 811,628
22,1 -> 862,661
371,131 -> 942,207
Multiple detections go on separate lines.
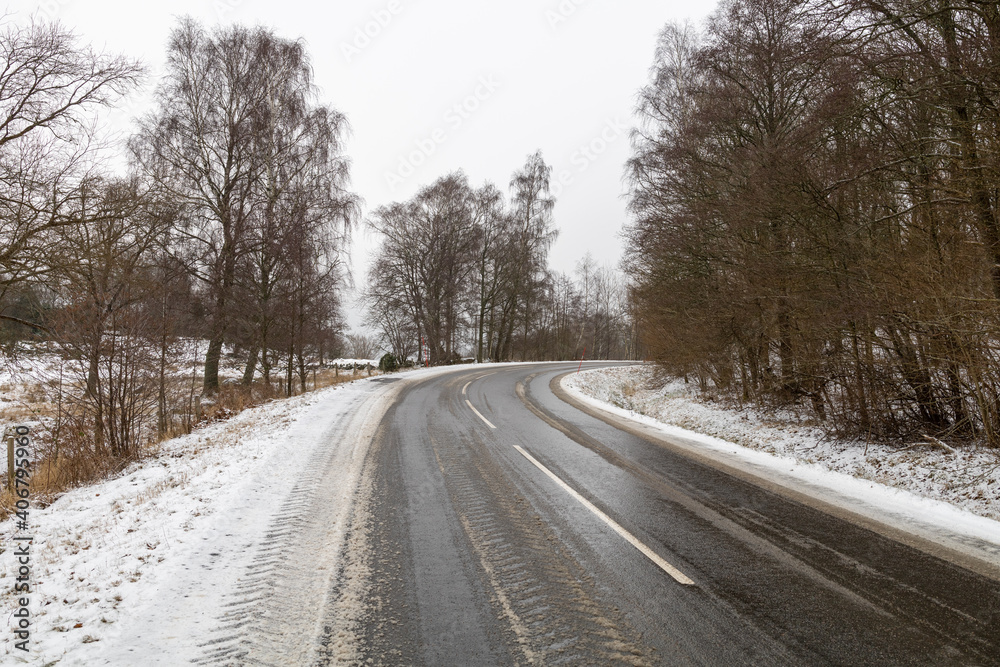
627,0 -> 1000,445
0,17 -> 355,466
366,154 -> 640,364
131,19 -> 357,396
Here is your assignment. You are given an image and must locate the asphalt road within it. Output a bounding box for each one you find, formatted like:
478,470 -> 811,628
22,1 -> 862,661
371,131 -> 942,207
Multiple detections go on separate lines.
333,362 -> 1000,666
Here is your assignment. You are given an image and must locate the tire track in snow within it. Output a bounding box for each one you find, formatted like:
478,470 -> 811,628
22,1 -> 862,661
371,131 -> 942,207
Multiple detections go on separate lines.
194,381 -> 400,666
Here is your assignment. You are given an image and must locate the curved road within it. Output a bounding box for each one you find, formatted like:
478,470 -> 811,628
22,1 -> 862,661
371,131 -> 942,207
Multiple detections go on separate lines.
328,362 -> 1000,665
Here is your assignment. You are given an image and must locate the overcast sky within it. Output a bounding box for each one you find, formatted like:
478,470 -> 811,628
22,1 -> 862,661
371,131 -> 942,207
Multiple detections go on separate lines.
9,0 -> 714,329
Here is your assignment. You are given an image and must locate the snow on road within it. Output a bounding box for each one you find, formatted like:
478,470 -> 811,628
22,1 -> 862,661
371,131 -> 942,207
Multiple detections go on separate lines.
0,371 -> 428,665
565,365 -> 1000,573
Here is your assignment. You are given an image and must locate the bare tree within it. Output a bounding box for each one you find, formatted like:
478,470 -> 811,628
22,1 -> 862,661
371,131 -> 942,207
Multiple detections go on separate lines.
346,332 -> 380,360
365,298 -> 417,363
237,35 -> 357,388
0,18 -> 141,306
494,151 -> 557,360
131,19 -> 274,395
470,183 -> 510,362
49,177 -> 167,459
367,172 -> 479,365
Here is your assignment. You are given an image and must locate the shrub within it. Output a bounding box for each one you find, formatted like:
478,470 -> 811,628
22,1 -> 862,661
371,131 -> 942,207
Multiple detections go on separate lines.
378,353 -> 399,373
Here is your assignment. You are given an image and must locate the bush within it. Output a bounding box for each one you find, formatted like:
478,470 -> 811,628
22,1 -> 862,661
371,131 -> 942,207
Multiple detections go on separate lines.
379,353 -> 399,373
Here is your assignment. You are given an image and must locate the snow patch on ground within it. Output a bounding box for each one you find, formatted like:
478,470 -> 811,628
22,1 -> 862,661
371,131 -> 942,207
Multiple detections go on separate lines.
564,365 -> 1000,563
328,358 -> 379,367
0,375 -> 389,664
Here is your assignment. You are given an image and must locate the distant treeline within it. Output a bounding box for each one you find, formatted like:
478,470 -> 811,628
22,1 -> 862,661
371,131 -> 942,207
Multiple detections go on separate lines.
365,156 -> 641,365
627,0 -> 1000,445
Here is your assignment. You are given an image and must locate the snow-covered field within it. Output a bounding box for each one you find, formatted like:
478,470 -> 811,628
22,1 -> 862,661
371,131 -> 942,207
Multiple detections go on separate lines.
0,370 -> 415,665
565,365 -> 1000,568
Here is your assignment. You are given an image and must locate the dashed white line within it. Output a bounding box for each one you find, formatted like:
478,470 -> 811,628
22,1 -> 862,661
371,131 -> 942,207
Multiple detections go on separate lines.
513,445 -> 696,586
466,400 -> 497,429
462,381 -> 471,396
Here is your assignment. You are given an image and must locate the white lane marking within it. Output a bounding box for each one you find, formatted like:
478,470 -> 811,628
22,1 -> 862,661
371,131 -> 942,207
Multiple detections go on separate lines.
466,400 -> 497,429
463,371 -> 497,396
513,445 -> 696,586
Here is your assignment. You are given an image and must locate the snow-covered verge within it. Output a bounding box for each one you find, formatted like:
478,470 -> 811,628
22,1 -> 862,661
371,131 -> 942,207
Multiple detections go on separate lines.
328,358 -> 380,368
564,365 -> 1000,565
0,371 -> 419,665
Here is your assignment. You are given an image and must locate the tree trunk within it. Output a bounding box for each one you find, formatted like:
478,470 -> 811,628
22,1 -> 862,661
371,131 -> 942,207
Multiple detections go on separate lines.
938,5 -> 1000,297
158,328 -> 168,438
204,336 -> 224,395
88,350 -> 105,456
242,346 -> 258,386
297,349 -> 307,392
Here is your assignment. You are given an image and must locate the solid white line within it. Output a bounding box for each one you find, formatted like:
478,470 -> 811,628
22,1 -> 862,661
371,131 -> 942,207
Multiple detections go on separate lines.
513,445 -> 695,586
462,381 -> 471,396
466,400 -> 497,429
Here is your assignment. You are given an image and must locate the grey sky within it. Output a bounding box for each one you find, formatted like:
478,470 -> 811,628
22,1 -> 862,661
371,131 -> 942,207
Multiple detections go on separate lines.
9,0 -> 713,327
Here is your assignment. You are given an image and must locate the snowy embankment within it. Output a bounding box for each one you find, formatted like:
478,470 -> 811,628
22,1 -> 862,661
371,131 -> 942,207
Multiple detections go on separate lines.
565,365 -> 1000,568
0,371 -> 422,665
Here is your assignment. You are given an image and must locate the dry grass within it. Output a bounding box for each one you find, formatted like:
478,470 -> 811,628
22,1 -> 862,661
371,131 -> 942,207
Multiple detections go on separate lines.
315,366 -> 378,389
198,369 -> 376,421
0,413 -> 126,516
131,471 -> 190,507
0,362 -> 380,520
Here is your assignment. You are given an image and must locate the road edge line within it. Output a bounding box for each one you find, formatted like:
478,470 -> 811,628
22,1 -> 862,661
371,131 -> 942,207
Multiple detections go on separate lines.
554,371 -> 1000,584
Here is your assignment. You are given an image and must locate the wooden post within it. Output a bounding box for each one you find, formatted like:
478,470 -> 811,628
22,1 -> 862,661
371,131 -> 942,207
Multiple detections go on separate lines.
7,437 -> 14,492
